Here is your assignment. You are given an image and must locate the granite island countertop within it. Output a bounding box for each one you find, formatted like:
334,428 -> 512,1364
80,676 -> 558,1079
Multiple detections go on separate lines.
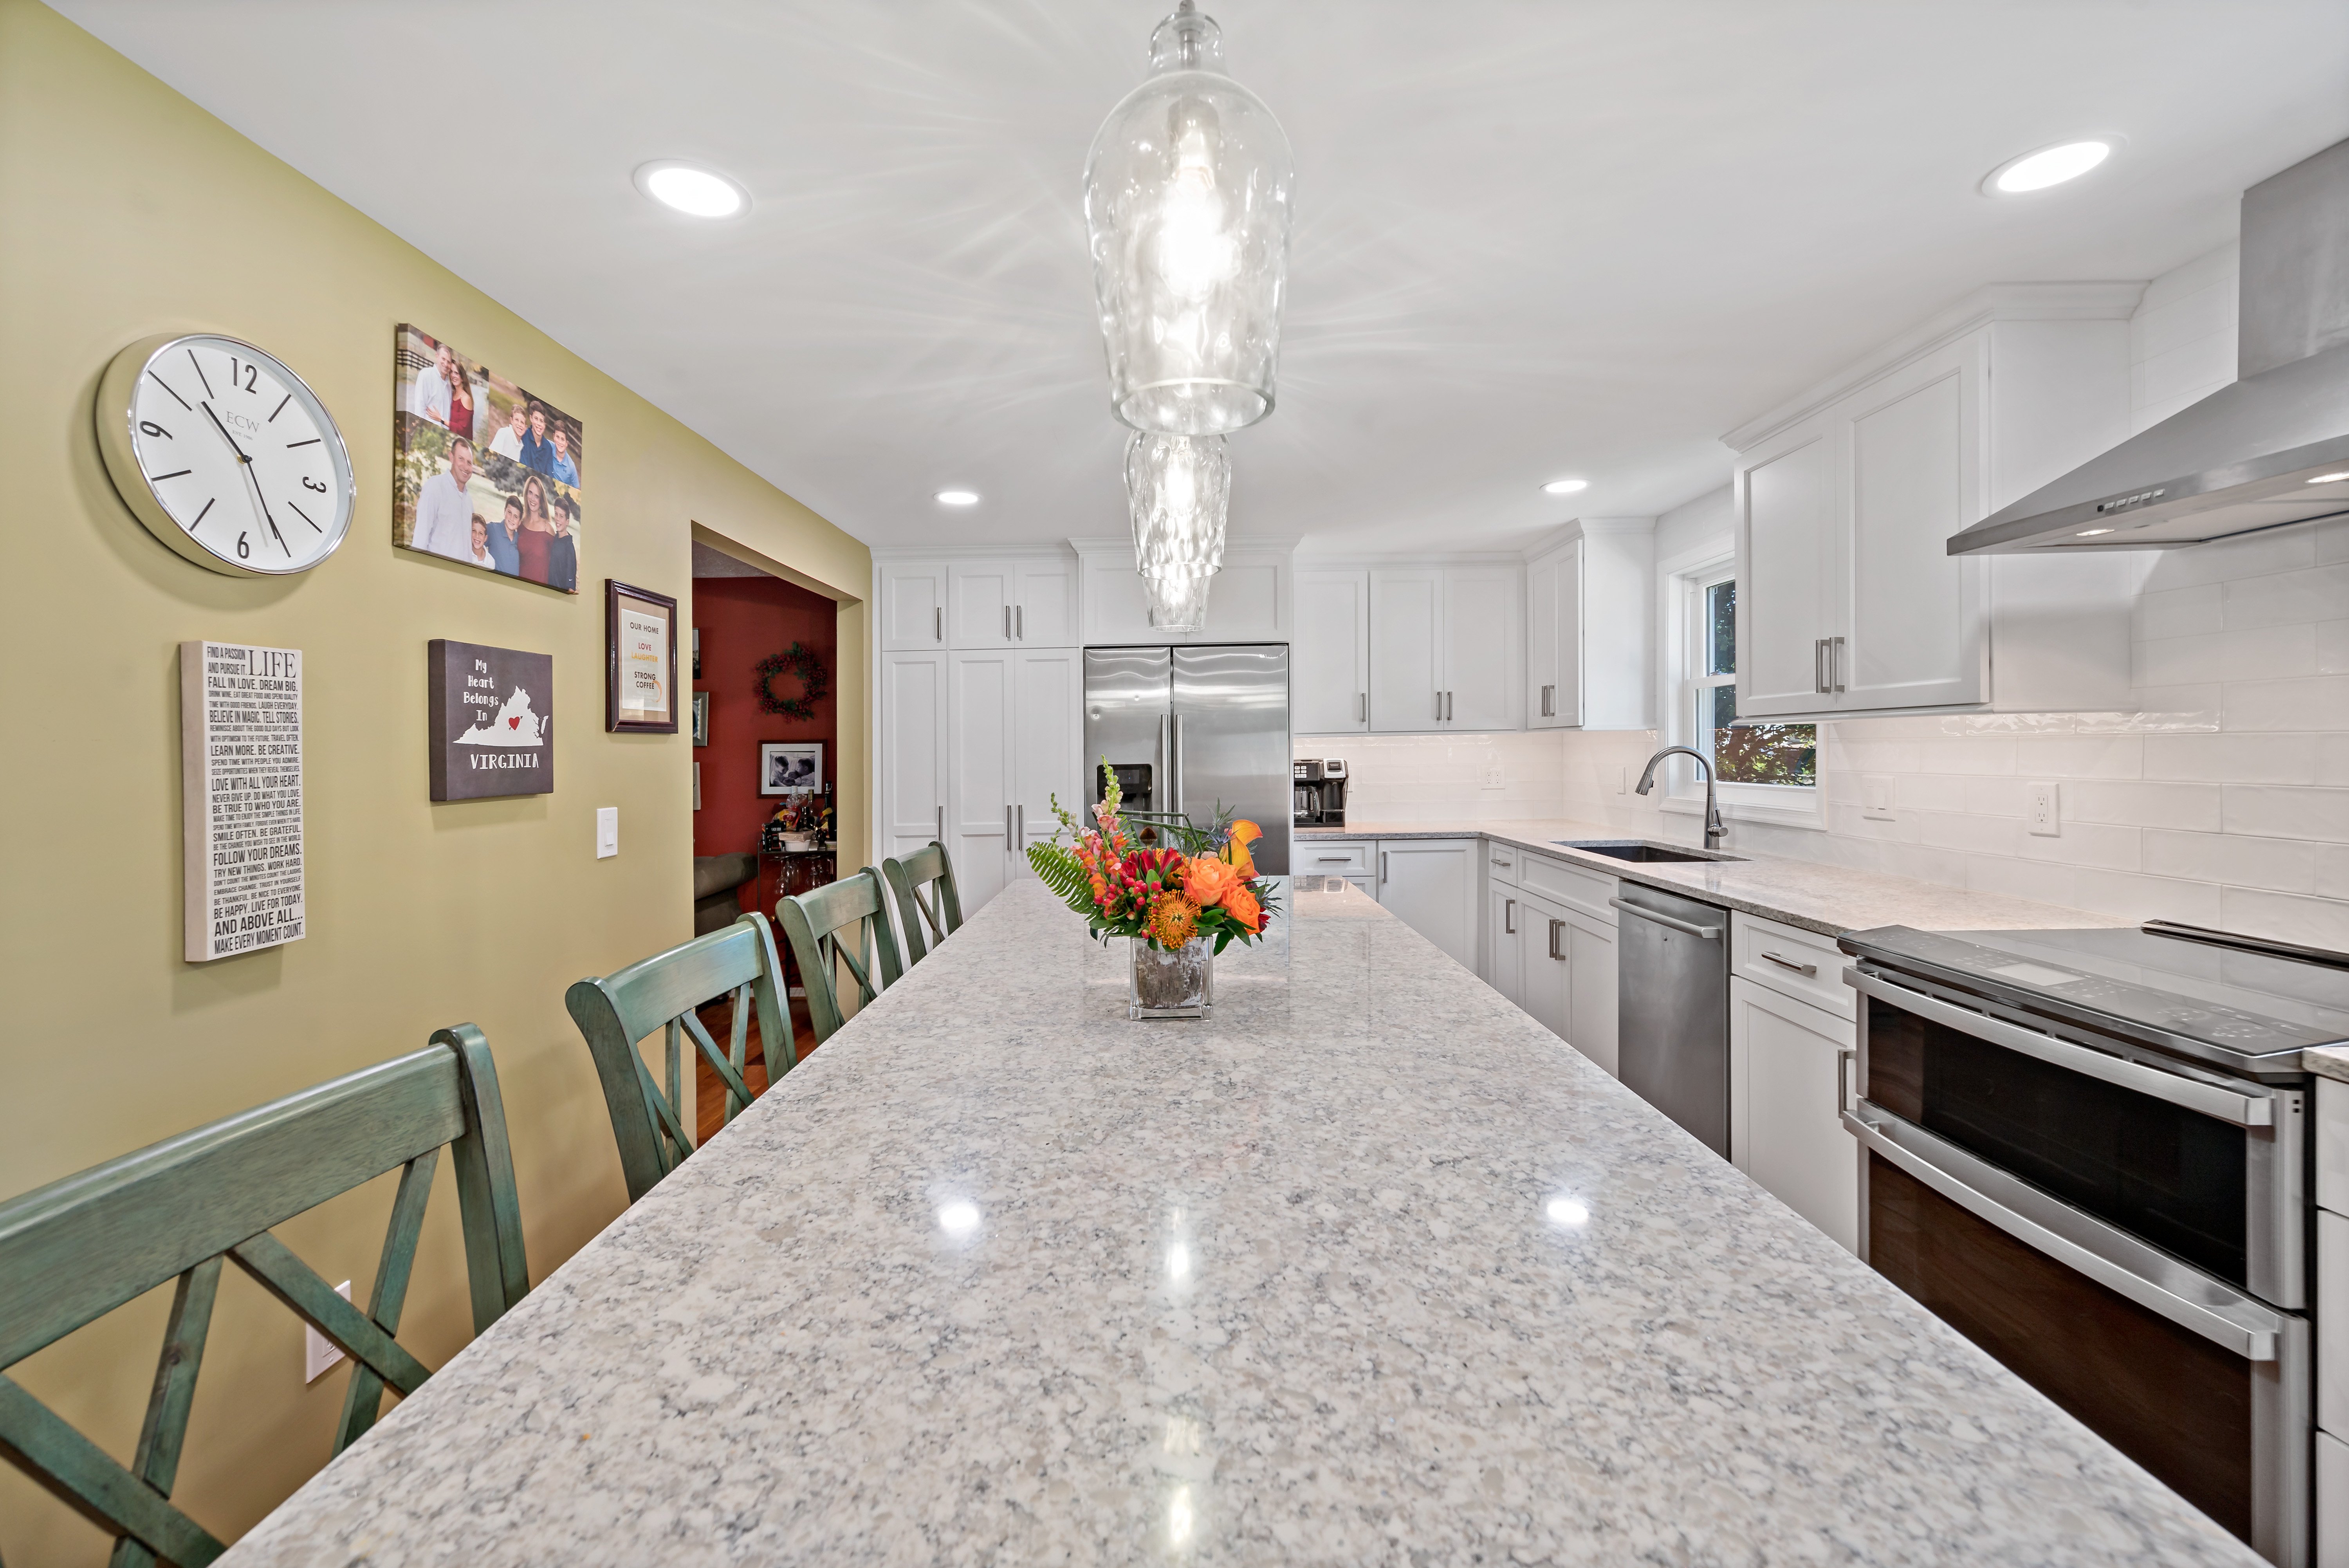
1302,814 -> 2122,937
221,881 -> 2250,1566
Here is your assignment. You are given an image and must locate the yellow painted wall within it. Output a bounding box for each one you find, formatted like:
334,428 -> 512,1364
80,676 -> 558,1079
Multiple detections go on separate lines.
0,4 -> 868,1559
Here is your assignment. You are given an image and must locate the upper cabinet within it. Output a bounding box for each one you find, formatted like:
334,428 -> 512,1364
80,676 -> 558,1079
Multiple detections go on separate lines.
1728,287 -> 2143,721
1075,540 -> 1293,646
949,557 -> 1080,648
1525,520 -> 1653,730
1360,565 -> 1523,733
1294,568 -> 1369,733
879,553 -> 1080,651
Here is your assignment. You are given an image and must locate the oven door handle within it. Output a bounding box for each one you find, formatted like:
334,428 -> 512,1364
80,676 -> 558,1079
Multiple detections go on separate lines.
1844,1103 -> 2285,1361
1845,968 -> 2274,1128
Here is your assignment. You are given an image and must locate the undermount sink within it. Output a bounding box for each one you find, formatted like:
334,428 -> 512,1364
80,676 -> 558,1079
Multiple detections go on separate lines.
1557,839 -> 1745,864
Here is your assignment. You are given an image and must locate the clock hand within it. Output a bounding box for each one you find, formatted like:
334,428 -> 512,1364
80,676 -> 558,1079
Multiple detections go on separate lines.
203,400 -> 289,556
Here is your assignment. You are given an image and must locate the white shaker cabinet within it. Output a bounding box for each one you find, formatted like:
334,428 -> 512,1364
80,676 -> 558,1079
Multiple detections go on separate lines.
946,650 -> 1014,912
1524,520 -> 1653,730
1294,568 -> 1370,733
1728,976 -> 1859,1254
1365,566 -> 1523,733
1074,538 -> 1294,645
880,651 -> 948,860
1011,647 -> 1082,873
879,562 -> 949,651
949,557 -> 1079,649
1728,288 -> 2139,721
1375,839 -> 1479,969
1518,897 -> 1618,1077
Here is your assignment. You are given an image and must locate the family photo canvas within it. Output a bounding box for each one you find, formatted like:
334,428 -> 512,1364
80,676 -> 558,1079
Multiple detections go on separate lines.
391,324 -> 585,592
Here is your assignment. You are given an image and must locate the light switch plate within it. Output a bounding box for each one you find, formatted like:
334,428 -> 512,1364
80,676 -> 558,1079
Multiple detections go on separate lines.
596,806 -> 619,858
1614,766 -> 1627,796
305,1281 -> 352,1382
1861,775 -> 1895,821
2026,781 -> 2060,837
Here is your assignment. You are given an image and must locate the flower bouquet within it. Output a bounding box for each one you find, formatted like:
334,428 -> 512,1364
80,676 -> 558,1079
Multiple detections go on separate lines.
1029,759 -> 1279,1018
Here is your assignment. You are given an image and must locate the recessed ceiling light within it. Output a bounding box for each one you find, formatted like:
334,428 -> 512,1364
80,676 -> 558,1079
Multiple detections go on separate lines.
2308,472 -> 2349,485
2075,527 -> 2114,537
1981,138 -> 2120,197
631,160 -> 749,218
935,489 -> 980,506
1542,478 -> 1588,495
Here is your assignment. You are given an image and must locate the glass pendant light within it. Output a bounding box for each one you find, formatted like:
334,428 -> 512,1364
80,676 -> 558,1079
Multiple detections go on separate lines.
1126,431 -> 1229,632
1084,1 -> 1294,436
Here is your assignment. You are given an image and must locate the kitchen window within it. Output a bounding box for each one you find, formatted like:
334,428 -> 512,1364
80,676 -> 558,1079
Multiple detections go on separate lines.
1667,561 -> 1820,825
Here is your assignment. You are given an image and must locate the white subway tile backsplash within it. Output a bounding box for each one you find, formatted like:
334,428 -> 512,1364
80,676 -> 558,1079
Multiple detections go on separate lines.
2319,621 -> 2349,677
2222,564 -> 2349,630
2015,821 -> 2142,872
2065,780 -> 2222,831
2071,869 -> 2224,927
2223,785 -> 2349,843
2224,676 -> 2349,734
2135,623 -> 2317,687
2143,830 -> 2319,894
2135,583 -> 2224,641
2142,526 -> 2318,592
2141,733 -> 2319,783
2220,887 -> 2349,953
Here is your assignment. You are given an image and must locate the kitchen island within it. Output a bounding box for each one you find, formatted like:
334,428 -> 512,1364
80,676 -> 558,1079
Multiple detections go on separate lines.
222,881 -> 2252,1565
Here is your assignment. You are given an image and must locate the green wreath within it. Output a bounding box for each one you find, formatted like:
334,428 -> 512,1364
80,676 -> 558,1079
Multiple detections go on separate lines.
754,643 -> 829,720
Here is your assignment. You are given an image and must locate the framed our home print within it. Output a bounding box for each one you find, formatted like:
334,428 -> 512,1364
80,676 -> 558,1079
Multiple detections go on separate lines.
606,580 -> 678,733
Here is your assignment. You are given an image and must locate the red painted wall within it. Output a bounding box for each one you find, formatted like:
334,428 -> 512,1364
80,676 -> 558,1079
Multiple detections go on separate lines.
691,575 -> 836,863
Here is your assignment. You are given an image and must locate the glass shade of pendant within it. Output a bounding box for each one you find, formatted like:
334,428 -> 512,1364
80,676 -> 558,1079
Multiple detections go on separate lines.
1126,431 -> 1229,633
1084,2 -> 1294,436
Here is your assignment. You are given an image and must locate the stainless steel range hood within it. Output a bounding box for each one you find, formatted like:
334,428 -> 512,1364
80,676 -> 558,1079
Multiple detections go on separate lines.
1950,138 -> 2349,555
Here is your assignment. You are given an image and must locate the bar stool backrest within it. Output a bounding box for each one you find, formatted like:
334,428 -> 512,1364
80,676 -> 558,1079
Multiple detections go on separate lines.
778,867 -> 903,1045
0,1029 -> 529,1568
565,911 -> 789,1204
881,840 -> 963,967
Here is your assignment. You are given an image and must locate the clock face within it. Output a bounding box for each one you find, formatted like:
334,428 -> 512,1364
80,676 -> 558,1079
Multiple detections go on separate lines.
96,334 -> 356,576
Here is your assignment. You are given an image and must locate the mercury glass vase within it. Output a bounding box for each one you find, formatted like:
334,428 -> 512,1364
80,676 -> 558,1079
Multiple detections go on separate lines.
1083,1 -> 1294,435
1129,935 -> 1214,1019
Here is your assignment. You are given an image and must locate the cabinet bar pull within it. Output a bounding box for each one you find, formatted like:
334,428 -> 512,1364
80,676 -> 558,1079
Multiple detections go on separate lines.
936,606 -> 943,642
1830,635 -> 1847,693
1006,804 -> 1014,844
1359,692 -> 1367,723
936,805 -> 944,841
1813,638 -> 1828,694
1379,851 -> 1388,885
1608,897 -> 1721,940
1436,691 -> 1443,722
1314,855 -> 1351,863
1548,918 -> 1565,962
1017,803 -> 1024,845
1016,604 -> 1024,640
1504,898 -> 1516,935
1760,950 -> 1819,977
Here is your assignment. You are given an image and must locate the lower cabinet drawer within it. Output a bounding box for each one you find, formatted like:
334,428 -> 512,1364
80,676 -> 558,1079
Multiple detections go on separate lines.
1731,911 -> 1853,1020
2323,1209 -> 2349,1440
1486,843 -> 1524,889
1517,852 -> 1616,924
1296,840 -> 1373,876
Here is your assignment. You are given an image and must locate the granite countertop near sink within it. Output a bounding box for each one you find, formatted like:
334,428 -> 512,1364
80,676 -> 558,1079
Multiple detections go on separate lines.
1299,816 -> 2120,938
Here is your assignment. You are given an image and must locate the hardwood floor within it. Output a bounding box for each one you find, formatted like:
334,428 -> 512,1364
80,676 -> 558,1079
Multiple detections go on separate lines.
692,993 -> 822,1145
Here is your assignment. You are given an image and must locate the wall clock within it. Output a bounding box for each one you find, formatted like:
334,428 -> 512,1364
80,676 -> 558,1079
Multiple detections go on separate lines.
96,333 -> 357,576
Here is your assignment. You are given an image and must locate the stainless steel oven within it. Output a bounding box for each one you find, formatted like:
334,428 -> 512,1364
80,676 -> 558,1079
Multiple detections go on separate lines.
1838,923 -> 2349,1567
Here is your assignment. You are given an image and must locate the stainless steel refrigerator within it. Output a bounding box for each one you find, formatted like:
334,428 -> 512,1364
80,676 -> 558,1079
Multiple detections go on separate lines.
1082,645 -> 1291,876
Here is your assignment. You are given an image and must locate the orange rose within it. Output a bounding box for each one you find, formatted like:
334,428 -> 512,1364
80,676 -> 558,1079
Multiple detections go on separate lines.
1220,882 -> 1262,933
1184,854 -> 1239,907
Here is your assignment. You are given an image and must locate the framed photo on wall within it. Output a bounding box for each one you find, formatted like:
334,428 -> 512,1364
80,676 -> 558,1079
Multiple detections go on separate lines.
391,325 -> 583,592
760,742 -> 823,796
606,580 -> 678,733
691,691 -> 709,746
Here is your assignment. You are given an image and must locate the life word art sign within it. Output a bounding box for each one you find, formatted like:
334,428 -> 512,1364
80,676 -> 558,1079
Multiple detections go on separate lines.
180,641 -> 304,962
429,639 -> 554,801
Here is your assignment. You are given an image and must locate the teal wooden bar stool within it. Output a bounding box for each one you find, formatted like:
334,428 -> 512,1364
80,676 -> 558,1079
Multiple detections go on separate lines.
881,841 -> 963,967
0,1028 -> 529,1568
565,911 -> 790,1204
778,868 -> 903,1046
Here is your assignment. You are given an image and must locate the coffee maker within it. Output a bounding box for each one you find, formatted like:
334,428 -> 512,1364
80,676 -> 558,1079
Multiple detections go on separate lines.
1292,759 -> 1348,828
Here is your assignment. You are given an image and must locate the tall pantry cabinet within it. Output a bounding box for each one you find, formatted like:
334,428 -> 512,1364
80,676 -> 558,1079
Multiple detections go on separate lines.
877,555 -> 1081,916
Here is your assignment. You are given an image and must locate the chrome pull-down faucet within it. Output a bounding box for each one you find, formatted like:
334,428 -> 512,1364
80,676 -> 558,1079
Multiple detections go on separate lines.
1635,746 -> 1726,849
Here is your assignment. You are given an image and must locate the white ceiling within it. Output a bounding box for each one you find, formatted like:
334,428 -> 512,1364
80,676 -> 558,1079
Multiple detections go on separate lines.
51,1 -> 2349,556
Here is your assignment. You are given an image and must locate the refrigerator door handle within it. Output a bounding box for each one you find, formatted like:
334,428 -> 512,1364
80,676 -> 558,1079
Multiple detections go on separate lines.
1169,713 -> 1184,821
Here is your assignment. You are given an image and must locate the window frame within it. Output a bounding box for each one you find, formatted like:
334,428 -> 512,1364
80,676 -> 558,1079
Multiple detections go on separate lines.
1656,549 -> 1824,831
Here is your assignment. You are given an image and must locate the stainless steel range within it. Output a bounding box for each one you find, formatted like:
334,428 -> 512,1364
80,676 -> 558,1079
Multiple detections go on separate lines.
1838,921 -> 2349,1565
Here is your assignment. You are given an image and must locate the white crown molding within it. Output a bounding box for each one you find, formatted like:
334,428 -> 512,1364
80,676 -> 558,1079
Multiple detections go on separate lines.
1521,515 -> 1656,562
1293,550 -> 1528,570
868,541 -> 1081,561
1067,535 -> 1301,556
1721,280 -> 2149,453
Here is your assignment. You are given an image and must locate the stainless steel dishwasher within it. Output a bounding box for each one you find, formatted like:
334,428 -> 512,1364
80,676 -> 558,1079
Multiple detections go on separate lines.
1611,883 -> 1731,1156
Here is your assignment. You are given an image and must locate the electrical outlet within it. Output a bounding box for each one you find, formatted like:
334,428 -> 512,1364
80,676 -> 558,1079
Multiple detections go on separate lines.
1861,775 -> 1895,821
305,1281 -> 352,1382
2026,781 -> 2061,837
1479,757 -> 1504,790
596,806 -> 619,858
